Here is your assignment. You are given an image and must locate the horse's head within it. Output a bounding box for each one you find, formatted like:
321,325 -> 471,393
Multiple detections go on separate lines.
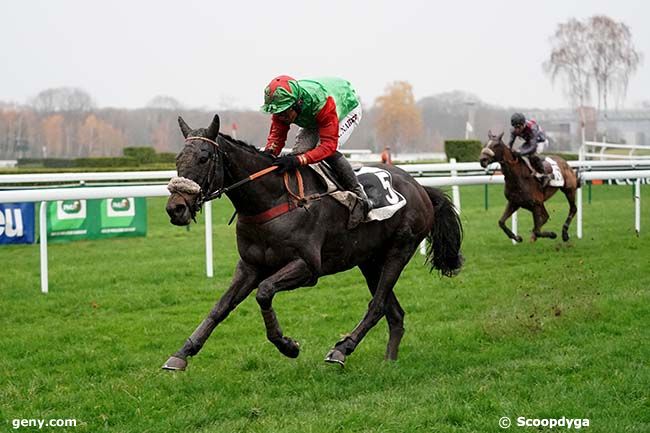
479,131 -> 506,168
166,114 -> 224,226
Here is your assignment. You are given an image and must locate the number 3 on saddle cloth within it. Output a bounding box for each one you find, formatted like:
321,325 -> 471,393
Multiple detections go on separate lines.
310,164 -> 407,229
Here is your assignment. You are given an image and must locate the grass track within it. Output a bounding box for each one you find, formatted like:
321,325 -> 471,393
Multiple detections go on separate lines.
1,184 -> 649,432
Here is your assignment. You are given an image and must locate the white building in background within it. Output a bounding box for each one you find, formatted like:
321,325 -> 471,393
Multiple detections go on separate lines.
527,108 -> 650,151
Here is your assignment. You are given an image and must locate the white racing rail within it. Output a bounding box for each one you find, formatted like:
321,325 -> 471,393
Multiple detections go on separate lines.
580,141 -> 650,161
1,160 -> 648,293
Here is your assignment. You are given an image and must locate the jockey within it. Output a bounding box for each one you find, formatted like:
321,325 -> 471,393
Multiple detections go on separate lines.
508,112 -> 551,187
261,75 -> 373,215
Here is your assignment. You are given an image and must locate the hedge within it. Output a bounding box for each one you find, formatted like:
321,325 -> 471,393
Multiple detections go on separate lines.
552,152 -> 579,161
17,158 -> 77,168
444,140 -> 483,162
123,147 -> 157,164
74,157 -> 138,168
156,152 -> 177,163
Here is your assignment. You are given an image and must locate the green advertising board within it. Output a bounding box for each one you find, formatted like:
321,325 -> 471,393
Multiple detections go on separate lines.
47,198 -> 147,242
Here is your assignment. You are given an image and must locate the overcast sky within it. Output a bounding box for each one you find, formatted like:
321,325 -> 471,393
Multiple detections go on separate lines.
2,0 -> 648,111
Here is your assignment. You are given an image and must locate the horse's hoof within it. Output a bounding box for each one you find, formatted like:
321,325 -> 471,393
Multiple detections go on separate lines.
515,236 -> 523,243
549,232 -> 557,239
562,231 -> 570,242
162,356 -> 187,371
324,349 -> 346,367
277,337 -> 300,358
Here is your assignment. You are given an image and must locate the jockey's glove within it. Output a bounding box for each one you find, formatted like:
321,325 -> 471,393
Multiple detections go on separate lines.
273,155 -> 301,173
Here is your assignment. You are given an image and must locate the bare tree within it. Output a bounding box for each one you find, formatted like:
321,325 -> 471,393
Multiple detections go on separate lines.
587,16 -> 642,114
146,95 -> 184,110
29,87 -> 95,112
543,18 -> 592,108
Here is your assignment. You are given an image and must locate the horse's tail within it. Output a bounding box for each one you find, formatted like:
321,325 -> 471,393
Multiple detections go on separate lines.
423,186 -> 464,277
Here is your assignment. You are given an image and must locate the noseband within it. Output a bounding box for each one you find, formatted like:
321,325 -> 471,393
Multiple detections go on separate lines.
480,146 -> 495,158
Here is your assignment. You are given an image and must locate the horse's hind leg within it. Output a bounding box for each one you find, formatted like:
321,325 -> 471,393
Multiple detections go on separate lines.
531,204 -> 556,241
255,259 -> 316,358
383,293 -> 405,360
499,202 -> 522,242
162,260 -> 261,371
326,245 -> 414,366
359,262 -> 405,361
561,188 -> 577,242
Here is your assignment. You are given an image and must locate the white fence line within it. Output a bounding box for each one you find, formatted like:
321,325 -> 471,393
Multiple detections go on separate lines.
0,185 -> 168,202
0,171 -> 176,184
581,141 -> 650,160
2,159 -> 649,187
398,159 -> 650,175
0,185 -> 218,294
1,162 -> 648,294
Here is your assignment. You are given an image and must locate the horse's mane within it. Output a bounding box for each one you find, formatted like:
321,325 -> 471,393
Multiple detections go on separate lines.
218,133 -> 274,161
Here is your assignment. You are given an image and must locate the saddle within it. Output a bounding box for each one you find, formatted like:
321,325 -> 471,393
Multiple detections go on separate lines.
310,163 -> 407,228
521,156 -> 564,187
541,160 -> 555,175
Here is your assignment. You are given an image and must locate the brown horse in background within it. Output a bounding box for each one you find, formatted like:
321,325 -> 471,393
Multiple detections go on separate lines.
479,132 -> 579,242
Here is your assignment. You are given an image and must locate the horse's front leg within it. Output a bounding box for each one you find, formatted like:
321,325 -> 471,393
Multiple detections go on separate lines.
256,259 -> 317,358
499,202 -> 522,242
162,260 -> 262,371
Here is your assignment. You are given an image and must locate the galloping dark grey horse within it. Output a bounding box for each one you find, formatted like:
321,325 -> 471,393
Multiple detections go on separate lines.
163,114 -> 463,370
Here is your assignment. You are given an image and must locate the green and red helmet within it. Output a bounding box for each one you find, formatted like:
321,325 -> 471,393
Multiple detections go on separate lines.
261,75 -> 301,114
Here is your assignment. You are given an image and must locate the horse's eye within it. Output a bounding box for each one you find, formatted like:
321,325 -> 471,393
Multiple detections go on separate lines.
198,149 -> 213,164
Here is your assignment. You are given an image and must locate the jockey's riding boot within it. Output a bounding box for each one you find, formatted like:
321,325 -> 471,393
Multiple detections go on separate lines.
351,182 -> 373,216
530,154 -> 550,187
326,152 -> 373,216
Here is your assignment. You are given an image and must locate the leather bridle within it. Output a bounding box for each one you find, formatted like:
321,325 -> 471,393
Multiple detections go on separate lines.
173,136 -> 278,217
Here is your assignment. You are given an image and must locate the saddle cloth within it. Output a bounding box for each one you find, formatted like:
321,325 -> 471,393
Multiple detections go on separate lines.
309,164 -> 407,224
544,157 -> 565,187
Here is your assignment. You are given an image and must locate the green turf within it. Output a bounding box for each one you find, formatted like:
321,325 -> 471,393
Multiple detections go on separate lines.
1,185 -> 648,432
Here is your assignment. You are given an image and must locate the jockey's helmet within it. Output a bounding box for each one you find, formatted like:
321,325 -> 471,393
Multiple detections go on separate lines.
261,75 -> 301,114
511,112 -> 526,128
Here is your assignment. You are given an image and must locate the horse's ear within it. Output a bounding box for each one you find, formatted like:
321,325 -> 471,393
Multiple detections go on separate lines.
206,114 -> 220,140
498,131 -> 504,141
178,116 -> 191,138
488,129 -> 493,139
